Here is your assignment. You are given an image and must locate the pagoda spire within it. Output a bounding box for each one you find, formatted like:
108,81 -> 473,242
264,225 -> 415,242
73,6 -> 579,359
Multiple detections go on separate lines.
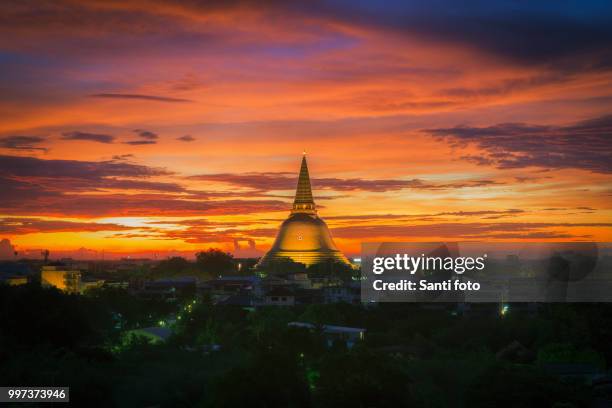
256,152 -> 352,268
292,153 -> 316,213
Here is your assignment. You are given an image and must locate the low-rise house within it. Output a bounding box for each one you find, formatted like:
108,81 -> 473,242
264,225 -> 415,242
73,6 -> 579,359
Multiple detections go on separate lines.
133,277 -> 197,301
288,321 -> 365,348
264,287 -> 295,306
323,283 -> 360,304
204,275 -> 262,296
288,272 -> 312,289
216,292 -> 256,307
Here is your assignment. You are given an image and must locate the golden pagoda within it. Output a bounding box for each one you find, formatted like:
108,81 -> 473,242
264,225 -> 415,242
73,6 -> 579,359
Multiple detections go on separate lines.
257,154 -> 351,267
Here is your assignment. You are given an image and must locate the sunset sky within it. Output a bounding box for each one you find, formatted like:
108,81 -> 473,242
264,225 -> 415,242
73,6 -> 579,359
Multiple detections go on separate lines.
1,0 -> 611,259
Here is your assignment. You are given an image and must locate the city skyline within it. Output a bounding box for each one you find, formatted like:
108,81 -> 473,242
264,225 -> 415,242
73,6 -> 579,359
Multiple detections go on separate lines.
1,1 -> 611,259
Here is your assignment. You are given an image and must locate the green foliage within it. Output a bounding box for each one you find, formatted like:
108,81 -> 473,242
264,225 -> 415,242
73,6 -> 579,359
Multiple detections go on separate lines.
247,306 -> 297,345
205,349 -> 310,408
0,282 -> 110,350
466,363 -> 591,408
259,257 -> 307,276
150,250 -> 238,279
306,260 -> 355,281
299,303 -> 363,327
196,249 -> 236,276
3,282 -> 612,407
1,347 -> 115,407
407,351 -> 495,407
313,347 -> 414,407
85,286 -> 176,329
537,342 -> 605,368
173,301 -> 250,347
151,256 -> 198,278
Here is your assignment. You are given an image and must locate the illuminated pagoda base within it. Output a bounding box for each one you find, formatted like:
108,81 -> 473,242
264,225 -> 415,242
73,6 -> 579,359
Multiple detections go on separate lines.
257,154 -> 351,268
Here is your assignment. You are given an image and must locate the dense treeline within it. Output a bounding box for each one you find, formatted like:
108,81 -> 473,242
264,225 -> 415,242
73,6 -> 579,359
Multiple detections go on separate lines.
1,283 -> 610,406
149,249 -> 238,279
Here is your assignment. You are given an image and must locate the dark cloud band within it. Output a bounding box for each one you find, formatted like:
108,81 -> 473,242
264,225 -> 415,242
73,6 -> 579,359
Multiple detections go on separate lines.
90,93 -> 192,103
427,115 -> 612,173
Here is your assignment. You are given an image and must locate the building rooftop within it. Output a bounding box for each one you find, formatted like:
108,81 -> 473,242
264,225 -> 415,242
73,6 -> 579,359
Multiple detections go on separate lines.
288,321 -> 366,334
